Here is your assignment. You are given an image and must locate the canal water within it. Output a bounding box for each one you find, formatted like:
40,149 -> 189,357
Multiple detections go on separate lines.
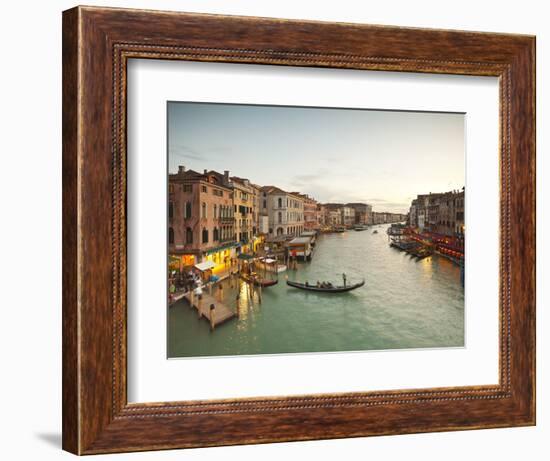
168,224 -> 464,358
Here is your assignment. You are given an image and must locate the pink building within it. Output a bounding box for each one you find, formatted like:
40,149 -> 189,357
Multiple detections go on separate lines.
168,166 -> 236,271
293,193 -> 319,231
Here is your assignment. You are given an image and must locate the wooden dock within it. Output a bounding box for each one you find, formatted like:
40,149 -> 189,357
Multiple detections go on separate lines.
183,290 -> 236,329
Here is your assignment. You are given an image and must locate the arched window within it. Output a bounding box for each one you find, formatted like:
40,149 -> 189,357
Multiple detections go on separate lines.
202,202 -> 207,218
202,228 -> 208,243
186,227 -> 193,244
185,202 -> 192,219
278,211 -> 282,223
214,204 -> 217,219
213,227 -> 219,241
168,227 -> 174,244
278,197 -> 282,208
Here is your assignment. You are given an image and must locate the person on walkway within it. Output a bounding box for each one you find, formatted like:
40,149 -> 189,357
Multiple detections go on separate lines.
209,303 -> 216,331
195,283 -> 203,318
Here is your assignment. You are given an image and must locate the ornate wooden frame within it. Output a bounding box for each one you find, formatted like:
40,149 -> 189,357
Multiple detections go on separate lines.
62,6 -> 535,455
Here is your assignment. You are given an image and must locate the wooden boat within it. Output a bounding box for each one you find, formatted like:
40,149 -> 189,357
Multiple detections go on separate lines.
240,273 -> 278,287
286,279 -> 365,293
354,225 -> 368,231
372,230 -> 378,234
256,256 -> 287,273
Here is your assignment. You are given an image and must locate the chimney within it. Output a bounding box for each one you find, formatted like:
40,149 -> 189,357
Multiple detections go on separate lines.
178,165 -> 185,174
203,169 -> 208,175
224,170 -> 230,184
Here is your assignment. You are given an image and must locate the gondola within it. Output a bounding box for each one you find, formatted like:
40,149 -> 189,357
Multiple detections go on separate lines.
286,279 -> 365,293
240,273 -> 278,287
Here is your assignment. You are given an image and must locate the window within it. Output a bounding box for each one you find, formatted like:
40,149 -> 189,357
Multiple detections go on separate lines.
214,204 -> 217,219
202,228 -> 208,243
168,227 -> 174,244
168,202 -> 173,219
186,227 -> 193,244
278,197 -> 282,208
213,227 -> 219,241
202,202 -> 207,218
183,184 -> 192,193
185,202 -> 192,218
263,199 -> 266,209
278,211 -> 282,223
201,185 -> 207,193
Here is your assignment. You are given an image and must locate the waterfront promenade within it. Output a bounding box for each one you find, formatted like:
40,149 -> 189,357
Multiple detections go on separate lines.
183,291 -> 236,329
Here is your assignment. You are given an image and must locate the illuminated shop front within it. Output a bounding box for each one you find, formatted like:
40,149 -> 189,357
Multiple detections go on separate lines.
252,235 -> 264,253
203,243 -> 237,275
168,253 -> 196,273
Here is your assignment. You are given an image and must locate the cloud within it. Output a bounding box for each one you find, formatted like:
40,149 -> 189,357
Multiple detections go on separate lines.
169,144 -> 205,161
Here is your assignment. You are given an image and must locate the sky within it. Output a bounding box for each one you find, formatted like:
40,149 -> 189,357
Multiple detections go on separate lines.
168,102 -> 465,214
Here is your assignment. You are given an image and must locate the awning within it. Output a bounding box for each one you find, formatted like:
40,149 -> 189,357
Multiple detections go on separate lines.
194,260 -> 216,272
237,253 -> 255,260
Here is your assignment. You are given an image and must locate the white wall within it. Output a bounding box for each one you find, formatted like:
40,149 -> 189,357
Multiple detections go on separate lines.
0,0 -> 546,460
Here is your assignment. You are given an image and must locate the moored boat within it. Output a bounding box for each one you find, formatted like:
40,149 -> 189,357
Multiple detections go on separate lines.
256,256 -> 287,273
286,279 -> 365,293
240,273 -> 278,287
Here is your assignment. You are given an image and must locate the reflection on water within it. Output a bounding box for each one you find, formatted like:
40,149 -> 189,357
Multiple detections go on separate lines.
168,224 -> 464,358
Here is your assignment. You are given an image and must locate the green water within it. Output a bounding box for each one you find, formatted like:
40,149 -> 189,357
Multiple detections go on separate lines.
168,224 -> 464,358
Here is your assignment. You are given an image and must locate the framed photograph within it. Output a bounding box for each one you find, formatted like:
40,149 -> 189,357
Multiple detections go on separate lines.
62,6 -> 535,455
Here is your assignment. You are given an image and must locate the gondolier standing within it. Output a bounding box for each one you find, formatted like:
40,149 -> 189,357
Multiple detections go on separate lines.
342,272 -> 347,287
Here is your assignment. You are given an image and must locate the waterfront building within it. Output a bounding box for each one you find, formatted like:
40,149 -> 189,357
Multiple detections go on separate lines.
434,189 -> 465,236
328,209 -> 342,226
320,203 -> 344,227
231,176 -> 256,254
413,194 -> 431,231
408,189 -> 465,237
168,166 -> 236,273
409,199 -> 418,227
293,193 -> 319,231
346,203 -> 373,225
371,211 -> 407,225
250,183 -> 265,252
340,206 -> 356,228
316,203 -> 327,228
260,186 -> 305,237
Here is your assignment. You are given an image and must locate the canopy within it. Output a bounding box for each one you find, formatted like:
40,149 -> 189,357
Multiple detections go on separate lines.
288,237 -> 311,245
194,260 -> 216,272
